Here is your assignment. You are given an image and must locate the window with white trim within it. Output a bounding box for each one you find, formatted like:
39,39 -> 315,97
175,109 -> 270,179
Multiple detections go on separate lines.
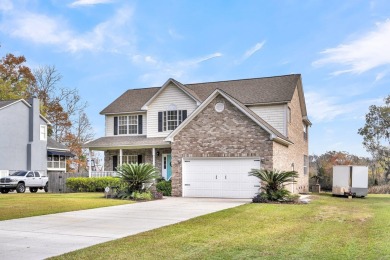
122,155 -> 138,164
163,110 -> 185,131
40,125 -> 47,140
118,115 -> 138,135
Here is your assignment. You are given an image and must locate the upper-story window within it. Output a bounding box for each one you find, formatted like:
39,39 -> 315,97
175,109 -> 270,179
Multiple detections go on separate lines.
114,115 -> 143,135
119,115 -> 138,135
40,125 -> 47,140
158,110 -> 187,132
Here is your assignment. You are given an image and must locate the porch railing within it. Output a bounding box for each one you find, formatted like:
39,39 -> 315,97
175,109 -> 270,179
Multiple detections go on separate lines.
90,171 -> 118,177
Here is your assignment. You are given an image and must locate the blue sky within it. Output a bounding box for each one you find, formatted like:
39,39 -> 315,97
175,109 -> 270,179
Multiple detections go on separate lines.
1,0 -> 389,157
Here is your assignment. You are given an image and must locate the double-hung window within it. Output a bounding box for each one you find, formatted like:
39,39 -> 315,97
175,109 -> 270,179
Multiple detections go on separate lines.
158,110 -> 187,132
118,115 -> 138,135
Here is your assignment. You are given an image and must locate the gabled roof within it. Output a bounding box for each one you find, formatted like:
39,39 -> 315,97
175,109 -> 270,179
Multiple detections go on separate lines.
99,74 -> 303,115
0,99 -> 51,124
47,138 -> 70,151
185,74 -> 300,105
100,87 -> 159,115
0,100 -> 18,110
165,89 -> 293,146
141,78 -> 201,110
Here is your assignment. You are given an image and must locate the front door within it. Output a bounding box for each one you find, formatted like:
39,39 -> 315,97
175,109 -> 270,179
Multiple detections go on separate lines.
162,154 -> 172,180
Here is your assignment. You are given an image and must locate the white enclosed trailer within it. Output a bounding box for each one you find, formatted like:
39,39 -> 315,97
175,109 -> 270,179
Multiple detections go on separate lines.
332,165 -> 368,197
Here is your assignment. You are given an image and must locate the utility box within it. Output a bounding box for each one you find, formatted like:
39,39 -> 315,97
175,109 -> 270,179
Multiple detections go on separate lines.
332,165 -> 368,197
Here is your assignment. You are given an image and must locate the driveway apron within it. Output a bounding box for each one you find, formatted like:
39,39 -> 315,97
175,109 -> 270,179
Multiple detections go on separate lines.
0,197 -> 249,259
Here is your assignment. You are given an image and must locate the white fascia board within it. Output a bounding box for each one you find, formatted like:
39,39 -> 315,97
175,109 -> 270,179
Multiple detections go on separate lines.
0,99 -> 51,124
0,99 -> 25,111
165,89 -> 278,142
141,78 -> 200,110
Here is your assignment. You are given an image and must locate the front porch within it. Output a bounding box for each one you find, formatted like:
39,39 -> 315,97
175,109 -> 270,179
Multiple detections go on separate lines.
84,136 -> 172,179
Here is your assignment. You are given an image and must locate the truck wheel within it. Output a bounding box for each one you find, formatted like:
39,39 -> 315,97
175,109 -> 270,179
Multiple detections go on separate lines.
0,188 -> 9,194
29,187 -> 38,193
16,183 -> 26,193
44,183 -> 48,193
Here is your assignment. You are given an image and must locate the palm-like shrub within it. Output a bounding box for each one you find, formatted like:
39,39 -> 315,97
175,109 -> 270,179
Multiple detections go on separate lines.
116,163 -> 159,193
249,169 -> 298,201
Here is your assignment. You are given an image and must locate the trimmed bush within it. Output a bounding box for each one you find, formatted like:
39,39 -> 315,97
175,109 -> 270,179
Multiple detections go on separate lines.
66,177 -> 123,192
156,180 -> 172,196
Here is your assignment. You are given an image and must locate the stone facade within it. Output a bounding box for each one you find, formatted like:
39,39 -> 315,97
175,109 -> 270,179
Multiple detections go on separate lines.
104,148 -> 171,176
171,94 -> 274,196
273,86 -> 309,193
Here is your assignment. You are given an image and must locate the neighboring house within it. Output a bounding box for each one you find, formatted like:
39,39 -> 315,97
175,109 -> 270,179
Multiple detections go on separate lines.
0,98 -> 71,177
85,74 -> 311,198
47,137 -> 73,173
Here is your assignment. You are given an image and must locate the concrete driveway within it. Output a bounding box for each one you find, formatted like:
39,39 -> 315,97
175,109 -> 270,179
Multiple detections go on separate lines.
0,197 -> 250,259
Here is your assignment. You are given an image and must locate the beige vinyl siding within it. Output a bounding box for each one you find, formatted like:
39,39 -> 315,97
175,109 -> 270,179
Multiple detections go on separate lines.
105,113 -> 147,136
147,83 -> 198,137
248,104 -> 286,136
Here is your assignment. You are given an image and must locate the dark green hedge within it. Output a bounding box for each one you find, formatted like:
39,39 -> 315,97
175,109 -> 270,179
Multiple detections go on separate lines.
66,177 -> 123,192
156,180 -> 171,196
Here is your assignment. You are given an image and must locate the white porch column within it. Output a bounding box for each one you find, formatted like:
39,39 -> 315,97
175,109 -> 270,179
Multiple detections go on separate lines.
88,148 -> 92,177
152,147 -> 156,167
119,149 -> 123,166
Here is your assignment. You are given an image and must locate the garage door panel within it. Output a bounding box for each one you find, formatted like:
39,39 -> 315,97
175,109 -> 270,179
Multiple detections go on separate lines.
183,158 -> 261,198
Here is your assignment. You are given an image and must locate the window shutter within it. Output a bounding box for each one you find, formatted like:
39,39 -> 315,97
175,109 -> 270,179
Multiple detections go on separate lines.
113,156 -> 118,171
137,154 -> 143,164
158,112 -> 163,132
138,115 -> 143,134
182,110 -> 187,121
113,117 -> 118,135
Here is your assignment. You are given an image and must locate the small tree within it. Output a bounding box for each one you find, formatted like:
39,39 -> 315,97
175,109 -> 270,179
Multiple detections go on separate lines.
358,95 -> 390,183
116,163 -> 159,193
249,169 -> 298,201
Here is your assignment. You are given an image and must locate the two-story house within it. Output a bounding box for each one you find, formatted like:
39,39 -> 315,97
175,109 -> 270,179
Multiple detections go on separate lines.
0,98 -> 72,177
85,74 -> 311,198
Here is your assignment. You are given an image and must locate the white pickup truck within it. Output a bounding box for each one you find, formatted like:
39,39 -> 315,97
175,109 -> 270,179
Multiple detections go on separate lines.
0,171 -> 49,194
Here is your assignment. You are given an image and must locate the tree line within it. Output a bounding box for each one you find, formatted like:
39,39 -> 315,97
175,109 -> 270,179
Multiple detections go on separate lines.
310,94 -> 389,189
0,50 -> 94,172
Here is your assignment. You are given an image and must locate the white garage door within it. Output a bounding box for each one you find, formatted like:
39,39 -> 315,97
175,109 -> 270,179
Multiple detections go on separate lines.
182,158 -> 261,198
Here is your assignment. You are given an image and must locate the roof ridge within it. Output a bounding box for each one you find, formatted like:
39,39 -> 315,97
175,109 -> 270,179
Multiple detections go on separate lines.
185,74 -> 300,86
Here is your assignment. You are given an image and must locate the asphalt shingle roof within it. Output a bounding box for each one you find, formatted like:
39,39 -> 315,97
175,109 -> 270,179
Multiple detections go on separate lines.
84,136 -> 169,149
47,138 -> 70,151
99,74 -> 300,115
100,87 -> 159,115
0,100 -> 18,110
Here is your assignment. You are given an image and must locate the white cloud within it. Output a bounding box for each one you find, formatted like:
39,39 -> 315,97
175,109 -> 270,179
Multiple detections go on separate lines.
193,52 -> 222,64
168,29 -> 183,40
0,0 -> 13,11
132,52 -> 223,85
69,0 -> 114,7
242,41 -> 265,61
0,6 -> 134,53
305,92 -> 383,123
313,19 -> 390,75
4,12 -> 71,45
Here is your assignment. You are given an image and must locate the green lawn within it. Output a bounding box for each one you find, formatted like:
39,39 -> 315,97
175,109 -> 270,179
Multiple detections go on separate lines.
0,192 -> 133,221
52,194 -> 390,260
